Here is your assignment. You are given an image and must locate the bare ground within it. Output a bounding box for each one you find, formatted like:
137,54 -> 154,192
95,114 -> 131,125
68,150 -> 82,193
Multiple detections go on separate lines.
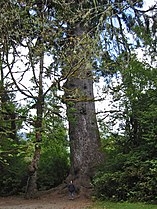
0,191 -> 95,209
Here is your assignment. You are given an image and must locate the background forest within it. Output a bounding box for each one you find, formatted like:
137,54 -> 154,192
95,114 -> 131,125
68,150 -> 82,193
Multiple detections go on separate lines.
0,0 -> 157,203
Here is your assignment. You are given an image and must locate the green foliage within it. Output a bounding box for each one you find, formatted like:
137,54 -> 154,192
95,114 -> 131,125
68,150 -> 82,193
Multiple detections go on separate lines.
94,58 -> 157,203
37,139 -> 69,190
37,104 -> 70,190
93,145 -> 157,202
0,89 -> 69,195
0,145 -> 28,196
0,121 -> 69,195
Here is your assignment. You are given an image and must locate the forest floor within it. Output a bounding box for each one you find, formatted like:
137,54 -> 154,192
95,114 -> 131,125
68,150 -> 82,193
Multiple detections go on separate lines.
0,190 -> 95,209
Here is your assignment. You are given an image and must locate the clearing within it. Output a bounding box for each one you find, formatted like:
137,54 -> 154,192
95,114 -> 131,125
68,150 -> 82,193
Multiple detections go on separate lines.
0,190 -> 95,209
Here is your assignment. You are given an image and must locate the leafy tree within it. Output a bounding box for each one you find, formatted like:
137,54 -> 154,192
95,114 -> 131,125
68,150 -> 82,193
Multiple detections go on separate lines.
0,0 -> 68,198
0,0 -> 72,198
93,56 -> 157,202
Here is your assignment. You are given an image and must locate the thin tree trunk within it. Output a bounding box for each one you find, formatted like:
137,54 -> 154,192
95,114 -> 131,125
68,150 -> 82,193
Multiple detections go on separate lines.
25,144 -> 41,199
25,52 -> 44,198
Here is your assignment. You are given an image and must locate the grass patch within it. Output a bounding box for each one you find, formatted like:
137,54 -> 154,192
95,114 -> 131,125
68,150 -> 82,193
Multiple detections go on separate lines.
87,201 -> 157,209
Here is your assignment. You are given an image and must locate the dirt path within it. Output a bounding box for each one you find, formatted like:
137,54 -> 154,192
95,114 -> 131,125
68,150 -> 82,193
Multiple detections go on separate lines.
0,192 -> 94,209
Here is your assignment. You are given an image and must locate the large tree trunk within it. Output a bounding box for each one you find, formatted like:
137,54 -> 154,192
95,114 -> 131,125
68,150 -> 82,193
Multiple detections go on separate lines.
63,23 -> 104,194
64,76 -> 104,192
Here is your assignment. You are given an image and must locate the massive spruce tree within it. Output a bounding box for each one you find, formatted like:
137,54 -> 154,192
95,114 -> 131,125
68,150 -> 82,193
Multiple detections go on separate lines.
1,0 -> 156,198
57,0 -> 156,193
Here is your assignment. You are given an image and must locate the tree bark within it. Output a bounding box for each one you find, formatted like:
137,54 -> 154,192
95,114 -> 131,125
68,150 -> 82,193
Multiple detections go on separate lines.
25,144 -> 41,199
25,52 -> 44,198
63,22 -> 104,194
64,76 -> 104,192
